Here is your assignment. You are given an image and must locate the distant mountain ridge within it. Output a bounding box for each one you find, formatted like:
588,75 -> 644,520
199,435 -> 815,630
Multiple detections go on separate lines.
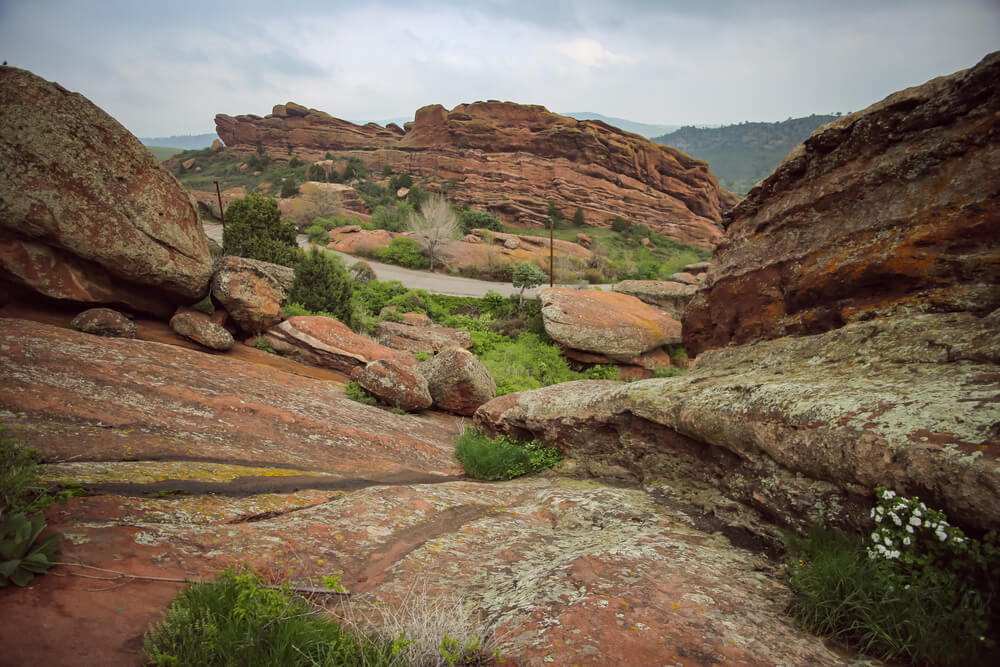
653,115 -> 838,194
560,112 -> 679,139
139,133 -> 218,149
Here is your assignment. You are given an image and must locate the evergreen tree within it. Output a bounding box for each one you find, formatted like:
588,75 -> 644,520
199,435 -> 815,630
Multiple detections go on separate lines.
222,193 -> 299,267
287,247 -> 355,325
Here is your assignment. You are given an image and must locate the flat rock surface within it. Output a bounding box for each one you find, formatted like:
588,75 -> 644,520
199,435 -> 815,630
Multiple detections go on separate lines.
0,315 -> 849,666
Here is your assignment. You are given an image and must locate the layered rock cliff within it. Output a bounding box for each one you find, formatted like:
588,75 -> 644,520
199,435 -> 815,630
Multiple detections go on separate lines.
683,51 -> 1000,356
216,101 -> 738,248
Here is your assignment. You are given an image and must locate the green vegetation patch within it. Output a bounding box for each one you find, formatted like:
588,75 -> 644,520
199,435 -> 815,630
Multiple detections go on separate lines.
455,427 -> 562,481
783,487 -> 999,665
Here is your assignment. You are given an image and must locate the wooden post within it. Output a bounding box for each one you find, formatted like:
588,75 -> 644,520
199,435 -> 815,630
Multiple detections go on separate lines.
214,180 -> 225,226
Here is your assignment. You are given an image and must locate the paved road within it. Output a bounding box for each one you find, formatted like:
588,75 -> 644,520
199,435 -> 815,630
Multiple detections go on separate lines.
203,222 -> 598,298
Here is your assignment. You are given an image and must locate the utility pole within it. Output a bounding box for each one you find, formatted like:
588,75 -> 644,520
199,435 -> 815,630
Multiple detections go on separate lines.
214,181 -> 225,226
549,214 -> 554,287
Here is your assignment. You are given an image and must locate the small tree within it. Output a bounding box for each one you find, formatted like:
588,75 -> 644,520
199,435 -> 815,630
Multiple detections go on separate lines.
289,182 -> 343,229
572,207 -> 585,227
287,248 -> 355,326
407,194 -> 459,271
512,262 -> 548,311
280,178 -> 298,198
222,193 -> 298,267
458,209 -> 502,235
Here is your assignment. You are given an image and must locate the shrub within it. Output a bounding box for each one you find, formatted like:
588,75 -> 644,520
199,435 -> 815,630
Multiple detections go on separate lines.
572,207 -> 585,226
1,429 -> 45,516
144,567 -> 398,666
457,209 -> 502,235
346,381 -> 377,406
304,224 -> 329,244
478,332 -> 578,395
280,178 -> 299,198
377,238 -> 430,270
784,489 -> 999,665
371,203 -> 412,233
455,427 -> 562,481
407,195 -> 459,271
388,173 -> 413,191
252,337 -> 276,354
222,193 -> 299,267
286,248 -> 356,326
511,262 -> 547,311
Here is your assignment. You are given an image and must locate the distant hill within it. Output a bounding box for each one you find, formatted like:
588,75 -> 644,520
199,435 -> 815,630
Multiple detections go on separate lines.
146,146 -> 184,161
653,115 -> 838,194
561,112 -> 679,139
138,133 -> 219,150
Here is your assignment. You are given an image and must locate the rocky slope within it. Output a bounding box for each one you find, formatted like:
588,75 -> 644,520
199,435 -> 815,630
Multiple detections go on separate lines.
216,101 -> 738,249
0,67 -> 214,319
0,316 -> 847,667
684,51 -> 1000,356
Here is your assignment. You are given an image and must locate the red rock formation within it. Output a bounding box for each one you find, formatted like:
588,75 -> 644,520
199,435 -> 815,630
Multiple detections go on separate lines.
684,51 -> 1000,356
0,67 -> 214,318
417,347 -> 497,415
350,358 -> 433,412
264,315 -> 416,372
216,101 -> 732,248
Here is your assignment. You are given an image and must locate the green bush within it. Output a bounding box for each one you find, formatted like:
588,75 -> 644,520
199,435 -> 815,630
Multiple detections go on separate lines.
286,248 -> 356,327
479,332 -> 579,395
371,203 -> 412,233
144,567 -> 399,667
457,209 -> 502,235
1,429 -> 45,516
304,224 -> 329,243
388,173 -> 413,191
222,193 -> 299,267
377,238 -> 430,270
251,337 -> 276,354
784,489 -> 999,666
346,381 -> 377,406
280,178 -> 298,198
455,427 -> 562,481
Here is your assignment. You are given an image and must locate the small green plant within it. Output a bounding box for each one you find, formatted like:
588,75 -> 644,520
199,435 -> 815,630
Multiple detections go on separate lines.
346,381 -> 377,406
190,294 -> 215,316
0,512 -> 61,587
287,248 -> 357,327
377,237 -> 430,270
455,427 -> 562,481
222,193 -> 299,268
252,337 -> 276,354
413,350 -> 432,362
652,367 -> 685,378
784,488 -> 999,665
144,567 -> 398,666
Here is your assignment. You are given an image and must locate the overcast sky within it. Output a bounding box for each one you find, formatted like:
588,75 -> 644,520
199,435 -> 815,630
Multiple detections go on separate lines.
2,0 -> 998,137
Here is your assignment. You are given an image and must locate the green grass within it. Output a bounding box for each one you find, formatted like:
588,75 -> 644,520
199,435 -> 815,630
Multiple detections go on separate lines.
147,146 -> 185,161
144,568 -> 402,666
455,427 -> 562,481
171,149 -> 309,193
783,525 -> 997,666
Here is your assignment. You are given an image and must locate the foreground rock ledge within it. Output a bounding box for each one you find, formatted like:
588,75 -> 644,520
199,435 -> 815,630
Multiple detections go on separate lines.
477,310 -> 1000,536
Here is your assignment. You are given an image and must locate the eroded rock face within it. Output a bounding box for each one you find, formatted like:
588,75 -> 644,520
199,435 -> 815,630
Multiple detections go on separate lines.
374,320 -> 473,354
169,308 -> 235,351
418,348 -> 497,415
216,101 -> 734,248
613,280 -> 698,321
540,288 -> 681,363
476,310 -> 1000,537
684,51 -> 1000,356
264,316 -> 415,373
350,358 -> 433,412
211,256 -> 295,334
0,67 -> 213,318
70,308 -> 136,339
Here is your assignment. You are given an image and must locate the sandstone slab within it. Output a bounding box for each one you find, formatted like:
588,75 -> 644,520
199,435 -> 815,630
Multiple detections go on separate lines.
169,308 -> 234,351
0,67 -> 213,317
374,320 -> 473,354
264,316 -> 415,373
540,288 -> 681,363
613,280 -> 698,321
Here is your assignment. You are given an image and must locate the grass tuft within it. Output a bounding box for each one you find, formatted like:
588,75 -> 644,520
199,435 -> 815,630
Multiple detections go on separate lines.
455,427 -> 561,481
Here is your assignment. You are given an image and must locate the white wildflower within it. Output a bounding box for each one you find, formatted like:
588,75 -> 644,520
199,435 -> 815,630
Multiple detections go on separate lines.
909,516 -> 922,526
903,536 -> 911,546
906,525 -> 914,534
876,506 -> 885,514
883,490 -> 896,499
871,532 -> 881,544
913,508 -> 922,518
891,513 -> 902,526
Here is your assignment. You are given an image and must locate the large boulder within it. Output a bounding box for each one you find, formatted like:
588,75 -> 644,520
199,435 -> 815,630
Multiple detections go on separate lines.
613,280 -> 698,322
350,359 -> 433,412
0,67 -> 213,318
263,316 -> 414,373
211,256 -> 295,334
418,348 -> 496,415
374,320 -> 473,354
540,288 -> 681,363
684,51 -> 1000,357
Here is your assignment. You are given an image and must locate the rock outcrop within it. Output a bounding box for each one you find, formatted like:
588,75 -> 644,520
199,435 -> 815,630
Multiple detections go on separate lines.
477,308 -> 1000,537
350,359 -> 433,412
540,288 -> 681,364
418,348 -> 497,415
211,256 -> 295,334
0,67 -> 214,318
263,316 -> 415,373
216,101 -> 734,248
70,308 -> 137,339
684,51 -> 1000,356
